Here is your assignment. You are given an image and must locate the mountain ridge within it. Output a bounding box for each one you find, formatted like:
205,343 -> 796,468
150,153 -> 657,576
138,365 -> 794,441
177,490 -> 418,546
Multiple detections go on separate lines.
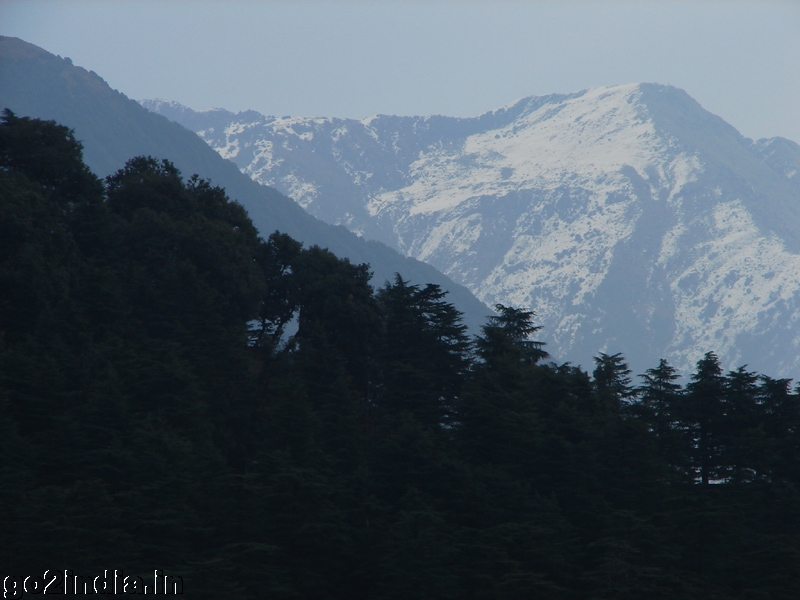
0,35 -> 492,333
144,85 -> 800,377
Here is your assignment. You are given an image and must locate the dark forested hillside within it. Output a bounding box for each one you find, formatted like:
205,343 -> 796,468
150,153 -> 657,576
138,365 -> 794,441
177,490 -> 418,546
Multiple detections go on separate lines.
0,35 -> 490,334
2,113 -> 799,598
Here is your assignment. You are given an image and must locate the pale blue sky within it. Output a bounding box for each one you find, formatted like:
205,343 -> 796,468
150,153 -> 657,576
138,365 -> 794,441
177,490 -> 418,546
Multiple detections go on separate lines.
2,0 -> 799,142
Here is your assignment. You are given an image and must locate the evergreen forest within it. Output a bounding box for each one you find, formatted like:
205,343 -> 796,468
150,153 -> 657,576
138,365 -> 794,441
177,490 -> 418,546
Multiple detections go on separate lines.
2,111 -> 800,599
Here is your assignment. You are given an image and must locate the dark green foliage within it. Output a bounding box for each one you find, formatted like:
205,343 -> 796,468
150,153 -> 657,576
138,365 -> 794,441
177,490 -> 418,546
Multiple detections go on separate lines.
475,303 -> 548,366
2,114 -> 799,599
593,352 -> 635,413
376,275 -> 471,428
636,358 -> 686,482
0,108 -> 102,203
684,352 -> 727,485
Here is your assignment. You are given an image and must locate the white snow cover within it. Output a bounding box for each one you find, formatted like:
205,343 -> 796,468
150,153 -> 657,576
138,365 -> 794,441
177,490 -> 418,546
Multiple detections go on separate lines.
370,84 -> 665,216
666,199 -> 800,369
147,84 -> 800,377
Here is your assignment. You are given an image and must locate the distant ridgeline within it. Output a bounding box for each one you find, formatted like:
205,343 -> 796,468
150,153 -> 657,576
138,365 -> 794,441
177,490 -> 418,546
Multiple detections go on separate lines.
145,85 -> 800,379
0,34 -> 491,336
2,112 -> 800,598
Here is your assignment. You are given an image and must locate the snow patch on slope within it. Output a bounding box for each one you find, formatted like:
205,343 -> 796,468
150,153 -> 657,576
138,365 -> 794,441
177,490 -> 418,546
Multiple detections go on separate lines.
667,199 -> 800,368
146,83 -> 800,377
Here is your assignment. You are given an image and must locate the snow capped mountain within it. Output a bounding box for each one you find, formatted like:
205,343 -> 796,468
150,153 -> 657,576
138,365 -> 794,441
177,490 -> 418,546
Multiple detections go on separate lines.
142,85 -> 800,377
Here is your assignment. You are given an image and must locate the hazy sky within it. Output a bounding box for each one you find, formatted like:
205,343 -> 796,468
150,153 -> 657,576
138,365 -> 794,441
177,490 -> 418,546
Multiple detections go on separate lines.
2,0 -> 799,142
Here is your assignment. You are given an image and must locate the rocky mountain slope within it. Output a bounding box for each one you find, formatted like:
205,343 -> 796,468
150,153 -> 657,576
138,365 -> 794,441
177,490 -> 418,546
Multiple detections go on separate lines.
144,85 -> 800,376
0,36 -> 491,333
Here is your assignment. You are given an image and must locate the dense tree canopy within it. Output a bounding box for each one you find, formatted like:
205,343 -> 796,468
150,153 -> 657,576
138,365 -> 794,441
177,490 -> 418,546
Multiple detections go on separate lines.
2,113 -> 799,599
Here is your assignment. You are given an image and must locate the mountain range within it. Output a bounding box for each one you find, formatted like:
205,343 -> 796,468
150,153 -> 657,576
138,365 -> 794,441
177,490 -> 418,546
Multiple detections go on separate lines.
2,35 -> 799,377
143,85 -> 800,377
0,35 -> 490,333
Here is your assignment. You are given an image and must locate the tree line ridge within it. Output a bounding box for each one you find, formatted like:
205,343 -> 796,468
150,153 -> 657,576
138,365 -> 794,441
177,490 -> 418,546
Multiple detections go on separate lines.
2,111 -> 799,598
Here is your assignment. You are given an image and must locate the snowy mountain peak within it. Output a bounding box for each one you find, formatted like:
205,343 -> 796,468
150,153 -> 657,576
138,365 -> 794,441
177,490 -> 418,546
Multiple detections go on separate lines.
142,85 -> 800,377
369,84 -> 696,220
